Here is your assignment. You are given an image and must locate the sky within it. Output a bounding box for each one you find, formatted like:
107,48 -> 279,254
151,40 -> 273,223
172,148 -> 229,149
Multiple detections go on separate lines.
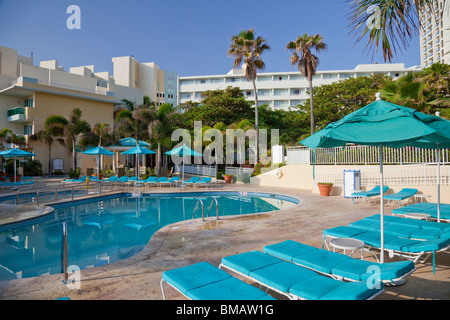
0,0 -> 421,77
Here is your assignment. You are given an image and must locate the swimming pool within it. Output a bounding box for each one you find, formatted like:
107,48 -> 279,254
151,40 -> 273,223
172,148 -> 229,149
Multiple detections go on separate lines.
0,191 -> 299,281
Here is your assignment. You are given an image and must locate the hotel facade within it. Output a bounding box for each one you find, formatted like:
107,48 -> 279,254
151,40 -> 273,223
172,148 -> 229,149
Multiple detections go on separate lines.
0,46 -> 177,174
177,63 -> 421,110
419,0 -> 450,67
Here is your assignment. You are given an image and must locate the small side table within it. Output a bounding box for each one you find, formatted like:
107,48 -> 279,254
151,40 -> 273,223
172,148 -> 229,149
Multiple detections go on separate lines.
329,237 -> 365,260
414,194 -> 431,203
404,212 -> 431,221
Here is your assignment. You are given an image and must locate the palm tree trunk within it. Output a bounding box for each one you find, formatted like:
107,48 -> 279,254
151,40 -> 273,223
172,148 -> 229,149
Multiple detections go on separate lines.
309,79 -> 315,134
72,139 -> 76,171
48,144 -> 52,175
252,79 -> 259,164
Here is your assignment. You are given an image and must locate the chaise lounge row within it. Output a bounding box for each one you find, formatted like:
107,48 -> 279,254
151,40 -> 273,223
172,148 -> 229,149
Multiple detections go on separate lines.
161,239 -> 418,300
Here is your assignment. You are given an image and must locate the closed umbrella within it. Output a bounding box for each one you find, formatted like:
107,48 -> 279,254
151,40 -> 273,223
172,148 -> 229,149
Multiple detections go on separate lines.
165,144 -> 202,182
82,146 -> 115,179
0,148 -> 36,182
121,146 -> 155,179
300,93 -> 450,262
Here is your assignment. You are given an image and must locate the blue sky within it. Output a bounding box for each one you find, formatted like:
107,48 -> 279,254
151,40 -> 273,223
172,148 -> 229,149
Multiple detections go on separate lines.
0,0 -> 421,77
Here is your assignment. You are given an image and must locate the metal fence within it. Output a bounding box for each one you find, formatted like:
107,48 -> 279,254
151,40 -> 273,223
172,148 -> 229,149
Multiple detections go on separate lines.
174,164 -> 217,177
286,145 -> 450,165
315,164 -> 450,187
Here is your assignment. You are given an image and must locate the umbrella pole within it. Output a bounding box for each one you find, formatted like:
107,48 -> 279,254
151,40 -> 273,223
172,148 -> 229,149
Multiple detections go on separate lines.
379,144 -> 385,263
14,156 -> 16,183
437,144 -> 441,223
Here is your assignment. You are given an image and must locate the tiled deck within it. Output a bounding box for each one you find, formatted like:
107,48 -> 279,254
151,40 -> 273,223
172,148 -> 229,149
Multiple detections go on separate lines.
0,183 -> 448,300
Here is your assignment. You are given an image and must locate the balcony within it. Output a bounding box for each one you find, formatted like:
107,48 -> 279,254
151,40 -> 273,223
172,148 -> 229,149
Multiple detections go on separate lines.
7,107 -> 27,122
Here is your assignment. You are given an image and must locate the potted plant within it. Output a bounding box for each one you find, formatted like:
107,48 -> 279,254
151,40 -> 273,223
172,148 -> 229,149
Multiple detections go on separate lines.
317,182 -> 333,196
223,174 -> 233,183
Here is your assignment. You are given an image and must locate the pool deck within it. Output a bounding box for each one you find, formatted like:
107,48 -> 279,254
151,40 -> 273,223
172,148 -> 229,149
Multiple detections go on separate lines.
0,181 -> 449,300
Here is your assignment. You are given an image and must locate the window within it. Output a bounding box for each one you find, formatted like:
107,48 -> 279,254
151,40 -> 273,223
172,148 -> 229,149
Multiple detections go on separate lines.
274,75 -> 288,81
25,98 -> 34,107
258,89 -> 271,97
180,93 -> 192,100
211,78 -> 224,83
24,124 -> 33,135
290,88 -> 301,95
257,76 -> 272,82
274,89 -> 288,96
226,77 -> 240,83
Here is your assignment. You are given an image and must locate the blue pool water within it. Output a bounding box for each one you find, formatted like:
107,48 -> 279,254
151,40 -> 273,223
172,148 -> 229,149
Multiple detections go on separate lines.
0,192 -> 298,281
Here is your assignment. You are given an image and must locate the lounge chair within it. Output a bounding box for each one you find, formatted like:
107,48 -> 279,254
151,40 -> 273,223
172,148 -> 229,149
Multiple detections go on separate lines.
115,176 -> 130,183
263,240 -> 415,286
323,226 -> 450,273
348,215 -> 450,240
103,176 -> 118,182
351,186 -> 389,205
134,176 -> 157,186
220,250 -> 384,300
182,176 -> 200,187
158,177 -> 180,187
193,177 -> 212,188
145,177 -> 168,186
0,180 -> 34,191
392,203 -> 450,222
160,261 -> 275,300
63,176 -> 89,183
384,188 -> 418,207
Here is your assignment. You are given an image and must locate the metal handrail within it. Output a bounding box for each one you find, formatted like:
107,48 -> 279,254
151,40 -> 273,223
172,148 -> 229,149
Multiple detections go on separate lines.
207,197 -> 220,220
14,181 -> 123,206
61,221 -> 68,284
192,199 -> 205,221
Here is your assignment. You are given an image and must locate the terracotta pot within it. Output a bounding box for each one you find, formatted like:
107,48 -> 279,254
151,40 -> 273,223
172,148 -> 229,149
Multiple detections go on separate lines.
224,175 -> 233,183
10,176 -> 21,182
318,183 -> 333,196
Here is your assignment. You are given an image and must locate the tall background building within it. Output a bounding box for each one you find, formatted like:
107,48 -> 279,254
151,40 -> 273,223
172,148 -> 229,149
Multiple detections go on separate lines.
419,0 -> 450,67
178,63 -> 421,110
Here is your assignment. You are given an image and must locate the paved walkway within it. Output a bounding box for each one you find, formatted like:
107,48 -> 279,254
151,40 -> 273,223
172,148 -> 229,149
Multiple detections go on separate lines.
0,184 -> 448,300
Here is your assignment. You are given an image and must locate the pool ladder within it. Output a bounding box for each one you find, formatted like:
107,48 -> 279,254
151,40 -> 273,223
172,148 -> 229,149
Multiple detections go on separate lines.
192,198 -> 220,221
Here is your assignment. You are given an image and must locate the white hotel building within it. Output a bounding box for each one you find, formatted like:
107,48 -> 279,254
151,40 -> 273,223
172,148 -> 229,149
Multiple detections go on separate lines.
419,0 -> 450,67
177,63 -> 421,110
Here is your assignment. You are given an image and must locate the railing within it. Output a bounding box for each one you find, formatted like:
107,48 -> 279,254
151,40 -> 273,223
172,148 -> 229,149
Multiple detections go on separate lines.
287,145 -> 450,165
225,167 -> 253,183
175,164 -> 217,177
192,197 -> 220,221
315,164 -> 450,187
14,181 -> 125,206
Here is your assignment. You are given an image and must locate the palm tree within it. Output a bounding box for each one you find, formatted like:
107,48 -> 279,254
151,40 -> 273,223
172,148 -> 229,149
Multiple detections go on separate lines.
227,29 -> 270,163
148,103 -> 176,172
64,108 -> 91,170
286,34 -> 327,134
31,115 -> 67,174
346,0 -> 433,62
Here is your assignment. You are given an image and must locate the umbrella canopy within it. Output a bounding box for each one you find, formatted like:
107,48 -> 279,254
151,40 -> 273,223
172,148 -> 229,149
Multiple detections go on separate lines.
165,145 -> 202,157
119,137 -> 150,147
300,94 -> 450,263
121,146 -> 155,155
82,147 -> 115,179
0,148 -> 36,157
82,146 -> 115,156
301,98 -> 449,149
0,148 -> 36,182
165,145 -> 202,181
121,146 -> 155,178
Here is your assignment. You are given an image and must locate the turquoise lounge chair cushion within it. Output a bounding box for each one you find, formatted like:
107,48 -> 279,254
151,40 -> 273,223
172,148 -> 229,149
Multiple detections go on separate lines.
322,226 -> 366,239
384,188 -> 418,200
289,275 -> 382,300
221,250 -> 280,276
162,262 -> 230,295
292,249 -> 351,274
186,277 -> 275,300
331,258 -> 414,282
250,261 -> 318,293
263,240 -> 318,261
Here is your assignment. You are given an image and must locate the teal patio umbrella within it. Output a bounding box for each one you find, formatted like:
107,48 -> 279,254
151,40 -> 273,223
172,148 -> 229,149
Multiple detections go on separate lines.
82,146 -> 115,179
121,146 -> 155,179
165,144 -> 202,182
0,148 -> 36,182
300,94 -> 450,262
